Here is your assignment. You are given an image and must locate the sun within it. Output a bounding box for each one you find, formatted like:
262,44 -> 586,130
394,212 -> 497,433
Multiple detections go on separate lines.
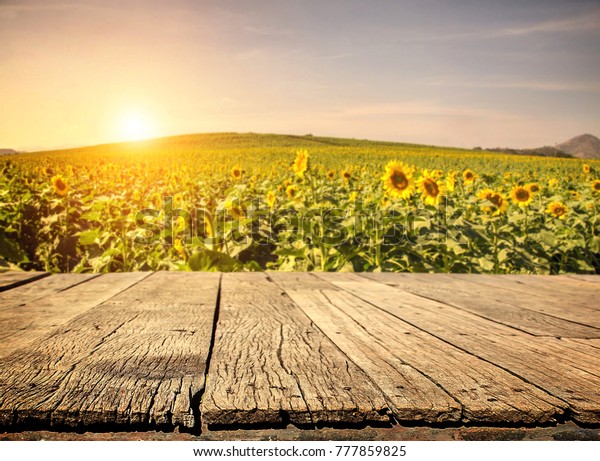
118,111 -> 155,141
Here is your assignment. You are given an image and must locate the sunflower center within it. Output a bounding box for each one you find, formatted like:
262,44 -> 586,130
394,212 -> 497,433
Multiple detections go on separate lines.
424,178 -> 439,197
391,171 -> 408,190
55,179 -> 66,190
554,206 -> 565,216
489,194 -> 503,207
515,188 -> 529,201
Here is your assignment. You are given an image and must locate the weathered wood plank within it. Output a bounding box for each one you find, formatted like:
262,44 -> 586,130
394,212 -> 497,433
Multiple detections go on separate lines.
498,275 -> 600,305
315,273 -> 600,424
201,272 -> 390,427
0,273 -> 97,311
0,271 -> 49,292
0,272 -> 150,358
570,338 -> 600,350
270,273 -> 461,423
271,273 -> 564,424
565,275 -> 600,284
444,274 -> 600,319
359,273 -> 600,338
0,272 -> 219,429
486,274 -> 600,310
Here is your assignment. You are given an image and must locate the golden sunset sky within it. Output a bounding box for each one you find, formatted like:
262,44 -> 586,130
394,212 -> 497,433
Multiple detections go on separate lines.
1,0 -> 599,150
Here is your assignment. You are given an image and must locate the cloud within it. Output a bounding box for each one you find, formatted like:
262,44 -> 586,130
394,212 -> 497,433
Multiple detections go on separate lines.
424,77 -> 600,93
336,100 -> 516,120
244,25 -> 295,37
407,9 -> 600,43
499,11 -> 600,36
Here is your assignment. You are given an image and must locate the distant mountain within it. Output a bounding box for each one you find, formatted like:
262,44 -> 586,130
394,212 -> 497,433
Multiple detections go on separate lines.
478,145 -> 571,158
557,134 -> 600,159
479,134 -> 600,159
0,148 -> 18,155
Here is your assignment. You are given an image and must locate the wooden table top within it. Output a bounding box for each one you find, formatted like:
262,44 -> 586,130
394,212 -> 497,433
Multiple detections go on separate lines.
0,271 -> 598,440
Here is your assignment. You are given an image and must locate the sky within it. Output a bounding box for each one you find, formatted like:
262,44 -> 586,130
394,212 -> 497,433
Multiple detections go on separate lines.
0,0 -> 599,151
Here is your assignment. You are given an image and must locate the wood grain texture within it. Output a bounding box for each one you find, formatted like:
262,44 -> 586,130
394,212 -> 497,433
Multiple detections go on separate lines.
0,271 -> 598,432
0,272 -> 49,292
201,272 -> 390,427
270,273 -> 461,423
316,273 -> 600,424
498,275 -> 600,307
0,272 -> 150,358
565,275 -> 600,284
276,274 -> 565,424
0,272 -> 219,429
0,273 -> 97,311
359,272 -> 600,338
444,274 -> 600,320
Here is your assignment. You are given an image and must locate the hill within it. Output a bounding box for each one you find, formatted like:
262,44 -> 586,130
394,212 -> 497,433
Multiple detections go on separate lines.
0,148 -> 18,155
478,134 -> 600,159
557,134 -> 600,159
16,132 -> 600,165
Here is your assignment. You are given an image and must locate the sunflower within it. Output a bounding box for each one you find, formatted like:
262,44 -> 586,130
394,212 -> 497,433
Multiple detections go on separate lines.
349,191 -> 358,202
583,164 -> 591,174
525,183 -> 541,194
292,150 -> 309,178
417,170 -> 444,205
224,200 -> 244,220
478,189 -> 508,215
510,185 -> 533,207
592,179 -> 600,193
381,161 -> 415,199
548,178 -> 559,188
326,170 -> 336,180
286,184 -> 298,199
231,166 -> 243,180
173,238 -> 187,260
174,215 -> 186,232
445,172 -> 457,193
341,169 -> 352,181
266,190 -> 277,209
463,169 -> 476,184
173,193 -> 184,207
546,202 -> 568,220
203,214 -> 215,239
51,175 -> 69,196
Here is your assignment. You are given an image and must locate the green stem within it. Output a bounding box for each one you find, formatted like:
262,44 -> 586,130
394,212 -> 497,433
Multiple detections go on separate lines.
374,224 -> 381,269
492,220 -> 499,273
524,206 -> 528,242
65,194 -> 70,273
307,172 -> 328,271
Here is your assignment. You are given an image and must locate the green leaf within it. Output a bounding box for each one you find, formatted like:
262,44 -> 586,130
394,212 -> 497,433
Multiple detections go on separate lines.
187,249 -> 242,272
77,229 -> 101,246
81,211 -> 102,221
477,257 -> 495,272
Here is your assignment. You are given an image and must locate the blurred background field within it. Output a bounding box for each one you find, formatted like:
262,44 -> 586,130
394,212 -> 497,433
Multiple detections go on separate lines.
1,132 -> 599,274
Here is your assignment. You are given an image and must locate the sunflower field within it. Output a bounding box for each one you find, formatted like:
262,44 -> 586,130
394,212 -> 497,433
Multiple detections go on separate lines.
1,133 -> 599,274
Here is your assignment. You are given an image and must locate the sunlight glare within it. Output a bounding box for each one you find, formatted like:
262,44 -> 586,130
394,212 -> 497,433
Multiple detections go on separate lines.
118,111 -> 155,141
